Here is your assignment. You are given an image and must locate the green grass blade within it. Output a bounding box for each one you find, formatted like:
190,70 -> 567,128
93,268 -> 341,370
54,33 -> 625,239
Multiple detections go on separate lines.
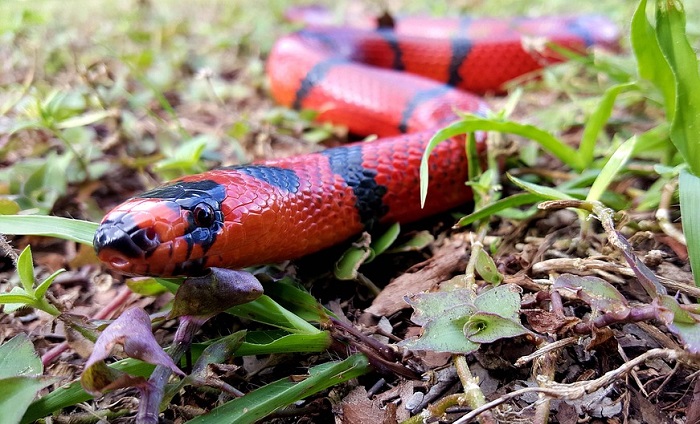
680,171 -> 700,287
579,82 -> 636,167
655,0 -> 700,176
421,117 -> 584,206
228,295 -> 321,334
187,354 -> 372,424
587,136 -> 637,203
456,193 -> 543,227
234,332 -> 332,356
507,175 -> 576,201
631,0 -> 676,115
0,216 -> 97,245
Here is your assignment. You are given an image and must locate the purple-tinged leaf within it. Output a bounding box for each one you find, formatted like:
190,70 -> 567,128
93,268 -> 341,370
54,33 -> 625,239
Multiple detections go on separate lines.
616,232 -> 667,297
81,307 -> 183,396
553,274 -> 629,314
656,295 -> 700,354
169,268 -> 263,319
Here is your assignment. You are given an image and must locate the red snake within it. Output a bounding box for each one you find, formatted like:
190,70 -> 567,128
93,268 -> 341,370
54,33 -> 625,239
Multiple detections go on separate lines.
93,10 -> 618,276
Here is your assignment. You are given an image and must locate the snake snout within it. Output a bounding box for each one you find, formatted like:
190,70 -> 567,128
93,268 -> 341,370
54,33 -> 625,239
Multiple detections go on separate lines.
93,223 -> 159,258
131,227 -> 160,253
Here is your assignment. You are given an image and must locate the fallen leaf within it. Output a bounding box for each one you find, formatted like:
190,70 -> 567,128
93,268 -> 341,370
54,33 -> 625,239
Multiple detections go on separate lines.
366,240 -> 468,317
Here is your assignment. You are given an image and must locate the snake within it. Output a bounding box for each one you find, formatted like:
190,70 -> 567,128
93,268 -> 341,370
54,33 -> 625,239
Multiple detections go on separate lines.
93,11 -> 618,277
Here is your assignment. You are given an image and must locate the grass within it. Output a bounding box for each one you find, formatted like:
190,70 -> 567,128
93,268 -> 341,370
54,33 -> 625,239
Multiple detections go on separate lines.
1,0 -> 700,423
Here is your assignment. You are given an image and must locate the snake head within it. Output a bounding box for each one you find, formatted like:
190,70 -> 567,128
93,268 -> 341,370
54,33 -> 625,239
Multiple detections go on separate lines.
93,180 -> 226,276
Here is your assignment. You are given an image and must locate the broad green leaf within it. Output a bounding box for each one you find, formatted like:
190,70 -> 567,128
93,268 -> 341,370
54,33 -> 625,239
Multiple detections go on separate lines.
154,135 -> 210,176
0,199 -> 20,215
386,231 -> 434,253
631,123 -> 670,157
334,234 -> 372,281
0,376 -> 56,424
587,136 -> 637,203
0,334 -> 42,379
187,354 -> 372,424
553,274 -> 628,314
399,290 -> 479,354
0,215 -> 98,245
659,295 -> 700,354
680,171 -> 700,286
473,283 -> 522,322
335,225 -> 400,280
370,222 -> 401,257
0,335 -> 52,424
125,278 -> 170,297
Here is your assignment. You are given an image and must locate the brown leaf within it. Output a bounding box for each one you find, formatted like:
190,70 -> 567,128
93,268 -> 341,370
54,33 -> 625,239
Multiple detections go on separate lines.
366,240 -> 468,317
523,309 -> 579,334
341,386 -> 397,424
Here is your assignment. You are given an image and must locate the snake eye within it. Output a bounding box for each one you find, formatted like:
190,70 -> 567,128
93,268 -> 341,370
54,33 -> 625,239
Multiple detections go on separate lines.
192,203 -> 215,227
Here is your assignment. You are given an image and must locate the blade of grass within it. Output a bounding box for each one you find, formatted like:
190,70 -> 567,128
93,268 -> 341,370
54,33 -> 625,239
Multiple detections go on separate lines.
421,117 -> 584,206
680,171 -> 700,286
0,216 -> 98,245
187,354 -> 372,424
631,0 -> 676,115
587,136 -> 637,203
579,82 -> 636,167
655,0 -> 700,176
456,193 -> 543,227
507,175 -> 576,201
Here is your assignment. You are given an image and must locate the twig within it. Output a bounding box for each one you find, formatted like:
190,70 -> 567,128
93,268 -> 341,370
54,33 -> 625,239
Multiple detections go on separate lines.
656,179 -> 686,245
514,337 -> 578,367
532,342 -> 557,424
453,348 -> 685,424
0,234 -> 19,266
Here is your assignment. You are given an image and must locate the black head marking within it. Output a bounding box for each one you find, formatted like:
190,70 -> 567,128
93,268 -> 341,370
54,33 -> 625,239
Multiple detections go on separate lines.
220,165 -> 300,193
